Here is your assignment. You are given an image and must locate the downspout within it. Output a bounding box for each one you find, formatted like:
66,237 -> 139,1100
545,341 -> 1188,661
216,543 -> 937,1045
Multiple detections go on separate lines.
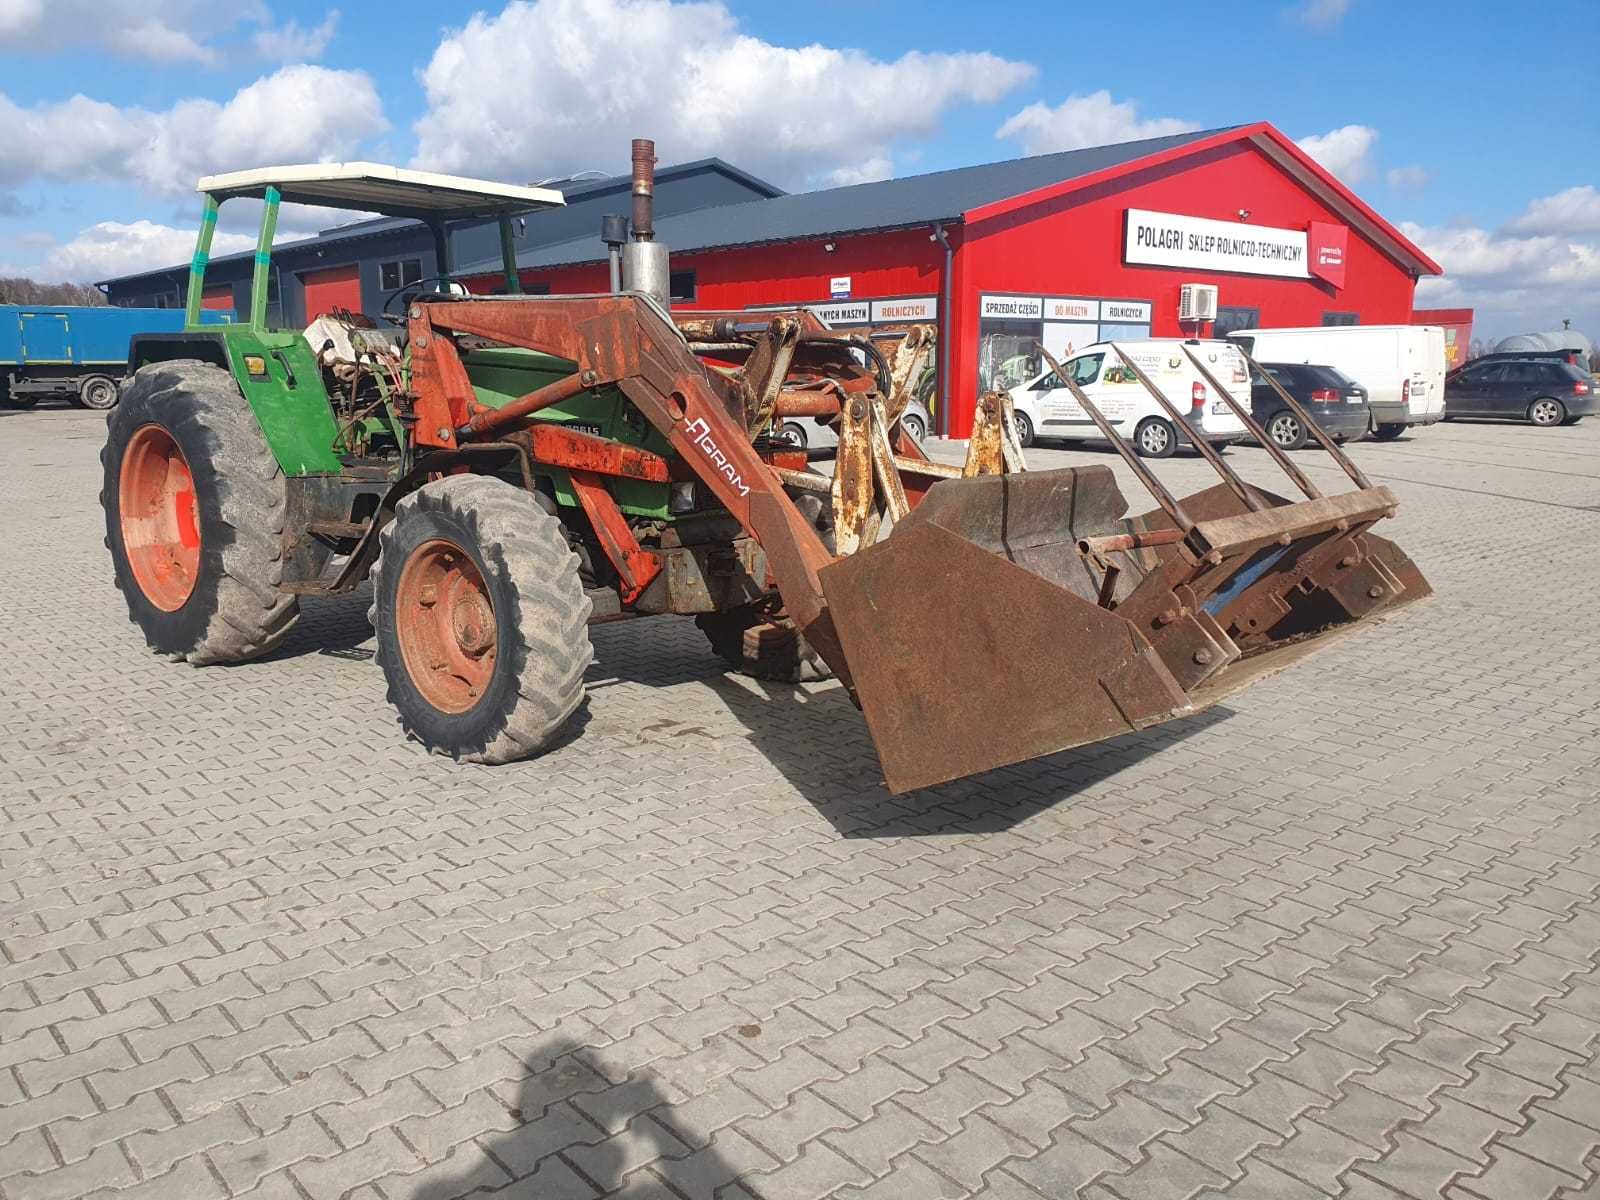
932,222 -> 954,437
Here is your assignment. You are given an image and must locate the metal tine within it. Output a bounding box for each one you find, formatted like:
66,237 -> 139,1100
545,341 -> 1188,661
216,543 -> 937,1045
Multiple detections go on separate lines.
1108,343 -> 1264,513
1181,345 -> 1322,501
1036,343 -> 1195,532
1230,343 -> 1374,491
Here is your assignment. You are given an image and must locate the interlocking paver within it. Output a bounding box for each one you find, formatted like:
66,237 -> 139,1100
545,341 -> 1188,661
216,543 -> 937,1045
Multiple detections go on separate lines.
2,413 -> 1599,1199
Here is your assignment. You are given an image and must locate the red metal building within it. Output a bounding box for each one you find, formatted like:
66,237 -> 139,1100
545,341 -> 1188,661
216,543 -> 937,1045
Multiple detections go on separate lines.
465,122 -> 1443,438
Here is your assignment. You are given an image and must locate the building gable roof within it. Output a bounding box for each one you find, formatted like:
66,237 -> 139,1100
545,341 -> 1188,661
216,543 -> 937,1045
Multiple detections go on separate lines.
462,127 -> 1229,274
461,122 -> 1440,281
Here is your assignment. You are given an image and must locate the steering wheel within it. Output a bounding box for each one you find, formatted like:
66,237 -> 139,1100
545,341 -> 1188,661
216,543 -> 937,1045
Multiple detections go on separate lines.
382,276 -> 465,324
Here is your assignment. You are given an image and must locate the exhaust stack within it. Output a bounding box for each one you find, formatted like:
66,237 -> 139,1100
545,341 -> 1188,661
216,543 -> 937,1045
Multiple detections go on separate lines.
621,137 -> 670,307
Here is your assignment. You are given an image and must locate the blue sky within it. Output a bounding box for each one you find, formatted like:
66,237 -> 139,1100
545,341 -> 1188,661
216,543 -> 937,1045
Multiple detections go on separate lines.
1,0 -> 1596,341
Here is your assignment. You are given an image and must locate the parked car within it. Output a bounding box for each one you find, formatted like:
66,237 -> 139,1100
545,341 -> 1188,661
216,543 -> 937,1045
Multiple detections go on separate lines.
1011,338 -> 1249,458
1443,358 -> 1596,426
1229,324 -> 1445,440
1464,349 -> 1591,373
777,395 -> 933,452
1248,362 -> 1370,449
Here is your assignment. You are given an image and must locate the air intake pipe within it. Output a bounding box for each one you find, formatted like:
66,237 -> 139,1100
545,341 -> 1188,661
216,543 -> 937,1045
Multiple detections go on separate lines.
621,138 -> 671,307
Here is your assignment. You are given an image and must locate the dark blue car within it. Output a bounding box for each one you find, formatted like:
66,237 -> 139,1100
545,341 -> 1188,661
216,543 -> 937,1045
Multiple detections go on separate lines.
1249,362 -> 1371,449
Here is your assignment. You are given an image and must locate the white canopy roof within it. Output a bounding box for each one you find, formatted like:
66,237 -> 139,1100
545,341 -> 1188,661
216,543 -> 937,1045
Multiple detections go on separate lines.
195,162 -> 565,220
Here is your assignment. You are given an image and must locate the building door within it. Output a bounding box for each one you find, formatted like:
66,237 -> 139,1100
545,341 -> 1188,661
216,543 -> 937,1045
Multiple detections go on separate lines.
300,263 -> 362,323
1212,306 -> 1259,338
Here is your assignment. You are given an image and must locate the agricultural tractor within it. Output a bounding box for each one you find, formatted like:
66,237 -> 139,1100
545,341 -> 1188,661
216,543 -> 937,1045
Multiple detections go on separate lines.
102,141 -> 1431,793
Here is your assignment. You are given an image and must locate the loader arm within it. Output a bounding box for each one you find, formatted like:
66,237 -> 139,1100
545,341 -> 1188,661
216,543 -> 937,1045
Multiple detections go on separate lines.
409,294 -> 850,674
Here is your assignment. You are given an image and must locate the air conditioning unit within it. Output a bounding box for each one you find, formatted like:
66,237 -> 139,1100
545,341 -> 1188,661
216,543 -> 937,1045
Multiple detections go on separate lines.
1179,283 -> 1219,322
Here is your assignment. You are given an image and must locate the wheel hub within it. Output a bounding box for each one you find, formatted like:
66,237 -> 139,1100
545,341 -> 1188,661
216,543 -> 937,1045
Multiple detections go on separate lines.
394,539 -> 497,713
119,424 -> 200,611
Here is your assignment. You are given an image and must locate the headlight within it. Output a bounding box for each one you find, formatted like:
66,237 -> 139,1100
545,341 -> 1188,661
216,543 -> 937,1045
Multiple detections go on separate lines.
669,481 -> 696,514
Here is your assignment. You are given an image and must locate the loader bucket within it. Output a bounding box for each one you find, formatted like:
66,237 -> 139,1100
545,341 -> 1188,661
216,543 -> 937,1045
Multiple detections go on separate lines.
818,466 -> 1429,794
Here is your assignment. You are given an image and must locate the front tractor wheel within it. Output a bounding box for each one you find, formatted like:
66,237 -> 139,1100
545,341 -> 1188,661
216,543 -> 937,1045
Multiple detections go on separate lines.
370,476 -> 593,764
102,359 -> 300,663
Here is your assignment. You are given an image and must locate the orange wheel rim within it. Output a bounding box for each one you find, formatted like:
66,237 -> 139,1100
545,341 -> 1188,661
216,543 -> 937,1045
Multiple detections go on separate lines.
394,538 -> 497,714
119,424 -> 201,611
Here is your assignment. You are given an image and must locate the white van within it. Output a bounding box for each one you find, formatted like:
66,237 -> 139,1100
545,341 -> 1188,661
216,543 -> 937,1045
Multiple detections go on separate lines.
1229,325 -> 1445,440
1010,339 -> 1250,458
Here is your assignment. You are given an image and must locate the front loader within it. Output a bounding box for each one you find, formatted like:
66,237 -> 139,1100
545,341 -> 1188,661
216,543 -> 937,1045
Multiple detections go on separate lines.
103,140 -> 1430,794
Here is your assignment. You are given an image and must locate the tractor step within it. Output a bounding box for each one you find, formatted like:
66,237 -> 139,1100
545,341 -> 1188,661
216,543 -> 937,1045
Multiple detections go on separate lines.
306,519 -> 369,540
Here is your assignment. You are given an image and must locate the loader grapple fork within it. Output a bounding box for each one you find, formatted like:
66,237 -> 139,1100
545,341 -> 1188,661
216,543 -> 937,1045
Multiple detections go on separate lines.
410,295 -> 1430,794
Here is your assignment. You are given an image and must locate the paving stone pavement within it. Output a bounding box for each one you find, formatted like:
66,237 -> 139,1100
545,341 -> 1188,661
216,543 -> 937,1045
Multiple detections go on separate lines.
1,403 -> 1598,1200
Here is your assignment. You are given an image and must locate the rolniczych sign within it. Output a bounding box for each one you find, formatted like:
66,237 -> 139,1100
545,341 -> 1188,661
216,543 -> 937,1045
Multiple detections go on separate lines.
1124,209 -> 1309,279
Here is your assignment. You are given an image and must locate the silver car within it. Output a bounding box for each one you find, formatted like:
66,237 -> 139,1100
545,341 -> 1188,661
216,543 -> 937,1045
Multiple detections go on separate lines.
776,396 -> 933,451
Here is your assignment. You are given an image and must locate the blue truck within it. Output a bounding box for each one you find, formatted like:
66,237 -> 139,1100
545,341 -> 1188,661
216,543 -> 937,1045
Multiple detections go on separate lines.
1,305 -> 234,410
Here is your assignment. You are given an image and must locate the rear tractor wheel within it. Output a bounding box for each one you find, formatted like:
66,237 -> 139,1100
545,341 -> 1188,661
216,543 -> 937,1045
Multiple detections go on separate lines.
101,360 -> 299,663
370,476 -> 593,764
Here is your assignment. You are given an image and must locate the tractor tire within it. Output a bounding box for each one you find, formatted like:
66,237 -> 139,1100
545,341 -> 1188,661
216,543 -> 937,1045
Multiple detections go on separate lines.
697,604 -> 832,683
370,476 -> 592,764
102,359 -> 299,664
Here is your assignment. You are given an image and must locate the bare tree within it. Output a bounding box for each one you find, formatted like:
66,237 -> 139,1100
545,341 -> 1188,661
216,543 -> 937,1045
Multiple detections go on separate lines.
0,277 -> 108,306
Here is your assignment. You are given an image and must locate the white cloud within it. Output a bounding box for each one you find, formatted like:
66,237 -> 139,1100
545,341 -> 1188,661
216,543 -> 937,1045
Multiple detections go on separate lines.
0,66 -> 387,195
1296,124 -> 1377,183
252,10 -> 340,62
0,1 -> 335,63
823,157 -> 894,187
1507,185 -> 1600,237
1386,164 -> 1432,192
996,91 -> 1195,157
34,220 -> 256,282
0,0 -> 265,60
1293,0 -> 1353,30
410,0 -> 1033,189
120,18 -> 218,63
1403,219 -> 1600,342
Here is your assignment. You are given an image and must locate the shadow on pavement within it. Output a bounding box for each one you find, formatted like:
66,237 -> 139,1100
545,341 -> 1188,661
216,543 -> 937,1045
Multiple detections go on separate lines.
407,1037 -> 745,1200
700,670 -> 1234,838
260,590 -> 377,663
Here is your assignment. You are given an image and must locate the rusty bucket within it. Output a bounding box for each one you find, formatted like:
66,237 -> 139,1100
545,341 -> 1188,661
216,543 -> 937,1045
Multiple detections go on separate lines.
821,454 -> 1430,794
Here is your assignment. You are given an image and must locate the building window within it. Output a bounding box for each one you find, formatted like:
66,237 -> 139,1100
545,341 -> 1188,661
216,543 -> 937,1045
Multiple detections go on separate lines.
669,270 -> 697,304
379,258 -> 423,292
1212,306 -> 1260,337
1322,311 -> 1358,326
